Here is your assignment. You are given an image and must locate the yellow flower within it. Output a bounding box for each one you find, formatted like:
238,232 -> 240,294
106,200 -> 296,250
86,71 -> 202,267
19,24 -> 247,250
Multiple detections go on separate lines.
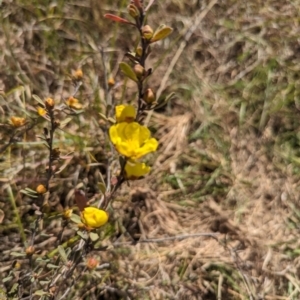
37,107 -> 47,116
72,69 -> 83,80
66,97 -> 83,110
109,122 -> 158,160
125,160 -> 151,179
10,116 -> 26,127
81,207 -> 108,229
115,104 -> 136,123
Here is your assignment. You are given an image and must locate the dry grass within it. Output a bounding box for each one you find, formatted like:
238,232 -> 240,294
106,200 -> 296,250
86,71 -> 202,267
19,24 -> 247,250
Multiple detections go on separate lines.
1,0 -> 300,299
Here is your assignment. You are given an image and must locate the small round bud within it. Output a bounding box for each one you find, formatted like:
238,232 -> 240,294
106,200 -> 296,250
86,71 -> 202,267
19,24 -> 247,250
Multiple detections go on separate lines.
143,88 -> 156,104
14,261 -> 21,269
63,209 -> 73,219
36,184 -> 47,194
108,76 -> 115,87
26,246 -> 35,256
86,256 -> 99,270
142,25 -> 153,40
127,4 -> 139,18
45,98 -> 55,110
136,46 -> 142,57
133,64 -> 145,79
49,286 -> 57,296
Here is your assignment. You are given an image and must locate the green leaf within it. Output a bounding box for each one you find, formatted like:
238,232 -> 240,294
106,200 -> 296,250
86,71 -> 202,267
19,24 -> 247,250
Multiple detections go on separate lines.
99,113 -> 108,121
77,230 -> 88,240
32,95 -> 45,106
10,252 -> 26,257
70,213 -> 81,224
119,62 -> 138,82
153,92 -> 175,110
89,232 -> 99,242
151,25 -> 173,43
57,245 -> 68,263
34,290 -> 48,296
2,276 -> 13,283
46,263 -> 59,269
60,117 -> 72,129
25,187 -> 38,194
98,182 -> 106,195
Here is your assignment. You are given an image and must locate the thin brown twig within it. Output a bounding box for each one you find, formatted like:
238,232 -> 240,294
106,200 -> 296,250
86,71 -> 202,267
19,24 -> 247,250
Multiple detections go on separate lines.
113,232 -> 219,246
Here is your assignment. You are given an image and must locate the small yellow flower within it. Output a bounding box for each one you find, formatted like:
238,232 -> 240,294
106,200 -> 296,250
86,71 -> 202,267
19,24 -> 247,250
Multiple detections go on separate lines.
10,116 -> 26,127
66,97 -> 83,110
115,104 -> 136,123
125,160 -> 151,179
109,122 -> 158,160
81,207 -> 108,229
36,184 -> 47,194
73,69 -> 83,80
37,107 -> 47,116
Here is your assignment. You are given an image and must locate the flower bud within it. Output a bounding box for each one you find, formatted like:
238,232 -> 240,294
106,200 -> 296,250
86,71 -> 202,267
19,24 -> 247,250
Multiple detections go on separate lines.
25,246 -> 35,256
127,4 -> 139,18
136,46 -> 142,57
108,76 -> 115,87
142,25 -> 153,40
133,64 -> 145,79
86,256 -> 99,270
45,98 -> 55,110
63,209 -> 73,219
36,184 -> 47,194
14,261 -> 21,269
143,88 -> 156,104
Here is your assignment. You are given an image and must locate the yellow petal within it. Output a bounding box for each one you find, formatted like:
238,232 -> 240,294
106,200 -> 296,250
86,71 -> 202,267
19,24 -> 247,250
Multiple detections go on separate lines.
135,138 -> 159,159
66,97 -> 83,110
37,107 -> 47,116
115,104 -> 136,122
125,160 -> 150,179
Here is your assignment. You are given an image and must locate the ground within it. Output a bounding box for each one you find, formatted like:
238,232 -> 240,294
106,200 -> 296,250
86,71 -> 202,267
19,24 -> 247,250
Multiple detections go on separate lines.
1,0 -> 300,299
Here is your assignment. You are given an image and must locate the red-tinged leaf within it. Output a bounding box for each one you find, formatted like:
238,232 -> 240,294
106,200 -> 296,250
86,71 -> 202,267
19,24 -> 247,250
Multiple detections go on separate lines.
104,14 -> 132,25
74,190 -> 88,211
